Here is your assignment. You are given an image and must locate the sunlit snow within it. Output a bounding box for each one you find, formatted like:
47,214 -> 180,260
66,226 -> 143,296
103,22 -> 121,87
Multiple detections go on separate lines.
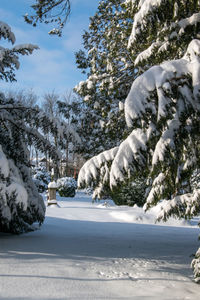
0,191 -> 199,299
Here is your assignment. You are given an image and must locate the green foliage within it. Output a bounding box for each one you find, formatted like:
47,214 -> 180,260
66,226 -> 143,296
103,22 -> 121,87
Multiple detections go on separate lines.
57,177 -> 76,197
127,0 -> 200,69
111,178 -> 148,207
78,0 -> 200,282
74,0 -> 134,158
58,185 -> 76,197
32,165 -> 51,193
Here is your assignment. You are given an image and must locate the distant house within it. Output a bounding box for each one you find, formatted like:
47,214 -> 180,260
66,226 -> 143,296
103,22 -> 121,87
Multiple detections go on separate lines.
36,155 -> 85,180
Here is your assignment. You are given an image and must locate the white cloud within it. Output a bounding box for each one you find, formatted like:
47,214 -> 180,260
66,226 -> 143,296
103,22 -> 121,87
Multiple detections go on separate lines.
62,27 -> 83,52
1,46 -> 86,98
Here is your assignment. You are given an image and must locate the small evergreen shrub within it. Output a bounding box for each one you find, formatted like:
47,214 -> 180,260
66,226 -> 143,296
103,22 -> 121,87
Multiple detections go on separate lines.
32,165 -> 51,193
57,177 -> 77,197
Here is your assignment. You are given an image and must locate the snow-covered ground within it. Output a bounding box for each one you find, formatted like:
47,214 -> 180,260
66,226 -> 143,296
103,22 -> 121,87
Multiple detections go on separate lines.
0,191 -> 200,300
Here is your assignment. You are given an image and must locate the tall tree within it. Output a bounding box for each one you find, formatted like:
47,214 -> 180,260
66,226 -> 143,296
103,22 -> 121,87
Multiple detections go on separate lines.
78,0 -> 200,282
74,0 -> 134,158
0,20 -> 78,233
0,92 -> 61,233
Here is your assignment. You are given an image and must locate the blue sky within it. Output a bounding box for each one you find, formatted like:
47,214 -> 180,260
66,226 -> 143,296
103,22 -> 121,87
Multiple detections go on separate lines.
0,0 -> 99,99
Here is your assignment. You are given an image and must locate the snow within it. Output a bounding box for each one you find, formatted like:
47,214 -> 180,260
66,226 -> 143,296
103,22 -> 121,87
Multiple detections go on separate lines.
0,190 -> 199,299
178,13 -> 200,34
128,0 -> 163,48
0,146 -> 28,211
101,40 -> 200,187
78,147 -> 119,187
0,21 -> 15,44
48,181 -> 57,188
0,145 -> 9,178
13,44 -> 39,53
110,129 -> 147,186
134,41 -> 162,66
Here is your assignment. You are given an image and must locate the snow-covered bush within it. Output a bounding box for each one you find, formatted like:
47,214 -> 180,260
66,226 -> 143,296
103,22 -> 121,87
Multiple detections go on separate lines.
32,165 -> 51,193
57,177 -> 77,197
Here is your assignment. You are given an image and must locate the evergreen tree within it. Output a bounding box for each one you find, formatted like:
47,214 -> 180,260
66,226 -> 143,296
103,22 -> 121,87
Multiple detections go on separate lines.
74,0 -> 135,157
78,0 -> 200,282
0,21 -> 79,233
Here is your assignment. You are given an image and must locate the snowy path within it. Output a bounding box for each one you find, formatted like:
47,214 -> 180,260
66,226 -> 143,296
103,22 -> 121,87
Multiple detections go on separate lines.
0,191 -> 200,300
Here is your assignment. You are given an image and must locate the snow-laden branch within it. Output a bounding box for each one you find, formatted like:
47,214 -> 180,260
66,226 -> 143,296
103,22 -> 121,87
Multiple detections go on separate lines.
110,128 -> 147,186
126,40 -> 200,127
147,189 -> 200,221
78,147 -> 119,188
128,0 -> 164,48
0,21 -> 15,44
109,40 -> 200,182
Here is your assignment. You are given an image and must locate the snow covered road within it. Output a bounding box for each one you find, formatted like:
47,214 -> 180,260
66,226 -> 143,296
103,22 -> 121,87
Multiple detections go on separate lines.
0,191 -> 200,299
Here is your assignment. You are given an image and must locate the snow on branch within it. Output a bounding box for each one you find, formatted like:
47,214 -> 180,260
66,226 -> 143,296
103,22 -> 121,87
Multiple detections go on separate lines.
0,21 -> 15,44
110,129 -> 147,187
178,13 -> 200,35
0,145 -> 28,214
78,147 -> 119,188
0,20 -> 39,82
192,247 -> 200,283
13,44 -> 39,54
128,0 -> 164,48
152,190 -> 200,221
125,39 -> 200,127
108,39 -> 200,198
134,41 -> 162,66
128,1 -> 200,69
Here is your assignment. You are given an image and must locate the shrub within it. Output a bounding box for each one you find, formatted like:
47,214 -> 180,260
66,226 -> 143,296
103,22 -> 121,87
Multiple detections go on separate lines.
57,177 -> 77,197
32,165 -> 51,193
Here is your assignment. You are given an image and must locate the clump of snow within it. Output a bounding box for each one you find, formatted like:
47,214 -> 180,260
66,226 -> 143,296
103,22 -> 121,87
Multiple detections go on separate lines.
135,41 -> 162,66
57,177 -> 77,189
154,190 -> 200,221
128,0 -> 163,48
13,44 -> 39,53
0,145 -> 9,178
178,13 -> 200,35
48,181 -> 57,189
118,101 -> 124,111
